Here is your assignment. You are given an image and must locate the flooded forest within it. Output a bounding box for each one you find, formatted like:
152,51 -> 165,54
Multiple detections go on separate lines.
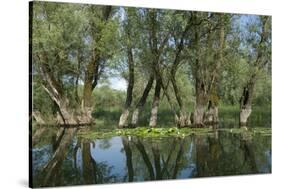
30,1 -> 271,187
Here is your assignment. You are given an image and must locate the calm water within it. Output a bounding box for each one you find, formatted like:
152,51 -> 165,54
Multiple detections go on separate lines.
32,127 -> 271,187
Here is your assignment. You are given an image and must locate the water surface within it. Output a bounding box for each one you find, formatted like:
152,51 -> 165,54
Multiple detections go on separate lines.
32,127 -> 271,187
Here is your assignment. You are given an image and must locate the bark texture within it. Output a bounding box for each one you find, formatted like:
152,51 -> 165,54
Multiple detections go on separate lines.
239,79 -> 255,127
37,43 -> 94,125
32,111 -> 46,125
149,78 -> 161,127
131,75 -> 154,126
193,82 -> 209,127
119,47 -> 134,128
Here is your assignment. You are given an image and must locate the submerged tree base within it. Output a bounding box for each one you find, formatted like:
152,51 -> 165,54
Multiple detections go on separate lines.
77,127 -> 271,139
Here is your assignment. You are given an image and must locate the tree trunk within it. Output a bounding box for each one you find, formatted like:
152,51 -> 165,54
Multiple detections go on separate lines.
131,75 -> 154,127
175,110 -> 191,128
203,14 -> 225,128
193,83 -> 208,127
239,78 -> 255,127
119,109 -> 130,128
169,21 -> 193,127
170,72 -> 190,127
32,111 -> 46,125
192,17 -> 208,127
42,83 -> 77,125
82,57 -> 97,125
194,104 -> 205,127
149,77 -> 161,127
240,107 -> 252,127
119,47 -> 134,128
204,99 -> 219,127
39,52 -> 77,125
131,108 -> 140,127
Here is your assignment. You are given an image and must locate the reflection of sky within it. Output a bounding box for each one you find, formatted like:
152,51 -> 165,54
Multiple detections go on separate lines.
32,145 -> 53,174
33,132 -> 272,185
91,137 -> 126,178
178,140 -> 196,178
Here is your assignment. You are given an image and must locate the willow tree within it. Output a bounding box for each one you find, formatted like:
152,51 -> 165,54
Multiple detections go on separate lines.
118,8 -> 137,128
32,2 -> 118,125
130,8 -> 170,127
188,12 -> 229,127
117,8 -> 156,128
145,9 -> 171,127
82,5 -> 117,122
161,11 -> 200,127
239,16 -> 271,127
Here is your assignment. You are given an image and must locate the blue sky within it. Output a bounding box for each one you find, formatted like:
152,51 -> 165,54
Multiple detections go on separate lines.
109,76 -> 127,91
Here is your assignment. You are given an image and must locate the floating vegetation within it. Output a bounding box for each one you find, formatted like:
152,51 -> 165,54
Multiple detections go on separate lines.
78,127 -> 272,139
79,127 -> 210,139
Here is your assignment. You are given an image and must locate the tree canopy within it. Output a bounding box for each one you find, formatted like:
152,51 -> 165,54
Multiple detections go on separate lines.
31,2 -> 271,128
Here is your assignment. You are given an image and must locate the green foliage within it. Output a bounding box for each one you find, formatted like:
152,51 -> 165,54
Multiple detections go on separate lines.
92,85 -> 125,111
31,2 -> 271,129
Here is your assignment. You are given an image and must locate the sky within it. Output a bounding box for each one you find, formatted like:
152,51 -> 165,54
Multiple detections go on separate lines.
108,76 -> 127,91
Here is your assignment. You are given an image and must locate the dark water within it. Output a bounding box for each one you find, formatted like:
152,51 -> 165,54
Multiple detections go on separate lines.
32,128 -> 271,187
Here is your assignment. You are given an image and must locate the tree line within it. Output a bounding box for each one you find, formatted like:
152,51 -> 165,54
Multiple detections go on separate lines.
31,2 -> 271,128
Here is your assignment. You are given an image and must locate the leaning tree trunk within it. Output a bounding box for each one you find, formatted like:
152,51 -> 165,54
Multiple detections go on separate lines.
37,44 -> 83,125
171,74 -> 190,127
149,77 -> 161,127
41,78 -> 77,125
32,111 -> 46,125
239,79 -> 255,128
169,19 -> 193,128
119,47 -> 134,128
131,75 -> 154,127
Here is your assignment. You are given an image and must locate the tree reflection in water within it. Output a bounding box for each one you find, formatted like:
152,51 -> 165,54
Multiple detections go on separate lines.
32,128 -> 271,187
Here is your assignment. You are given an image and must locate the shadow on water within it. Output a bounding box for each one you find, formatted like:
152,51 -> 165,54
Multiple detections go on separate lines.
32,126 -> 271,187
